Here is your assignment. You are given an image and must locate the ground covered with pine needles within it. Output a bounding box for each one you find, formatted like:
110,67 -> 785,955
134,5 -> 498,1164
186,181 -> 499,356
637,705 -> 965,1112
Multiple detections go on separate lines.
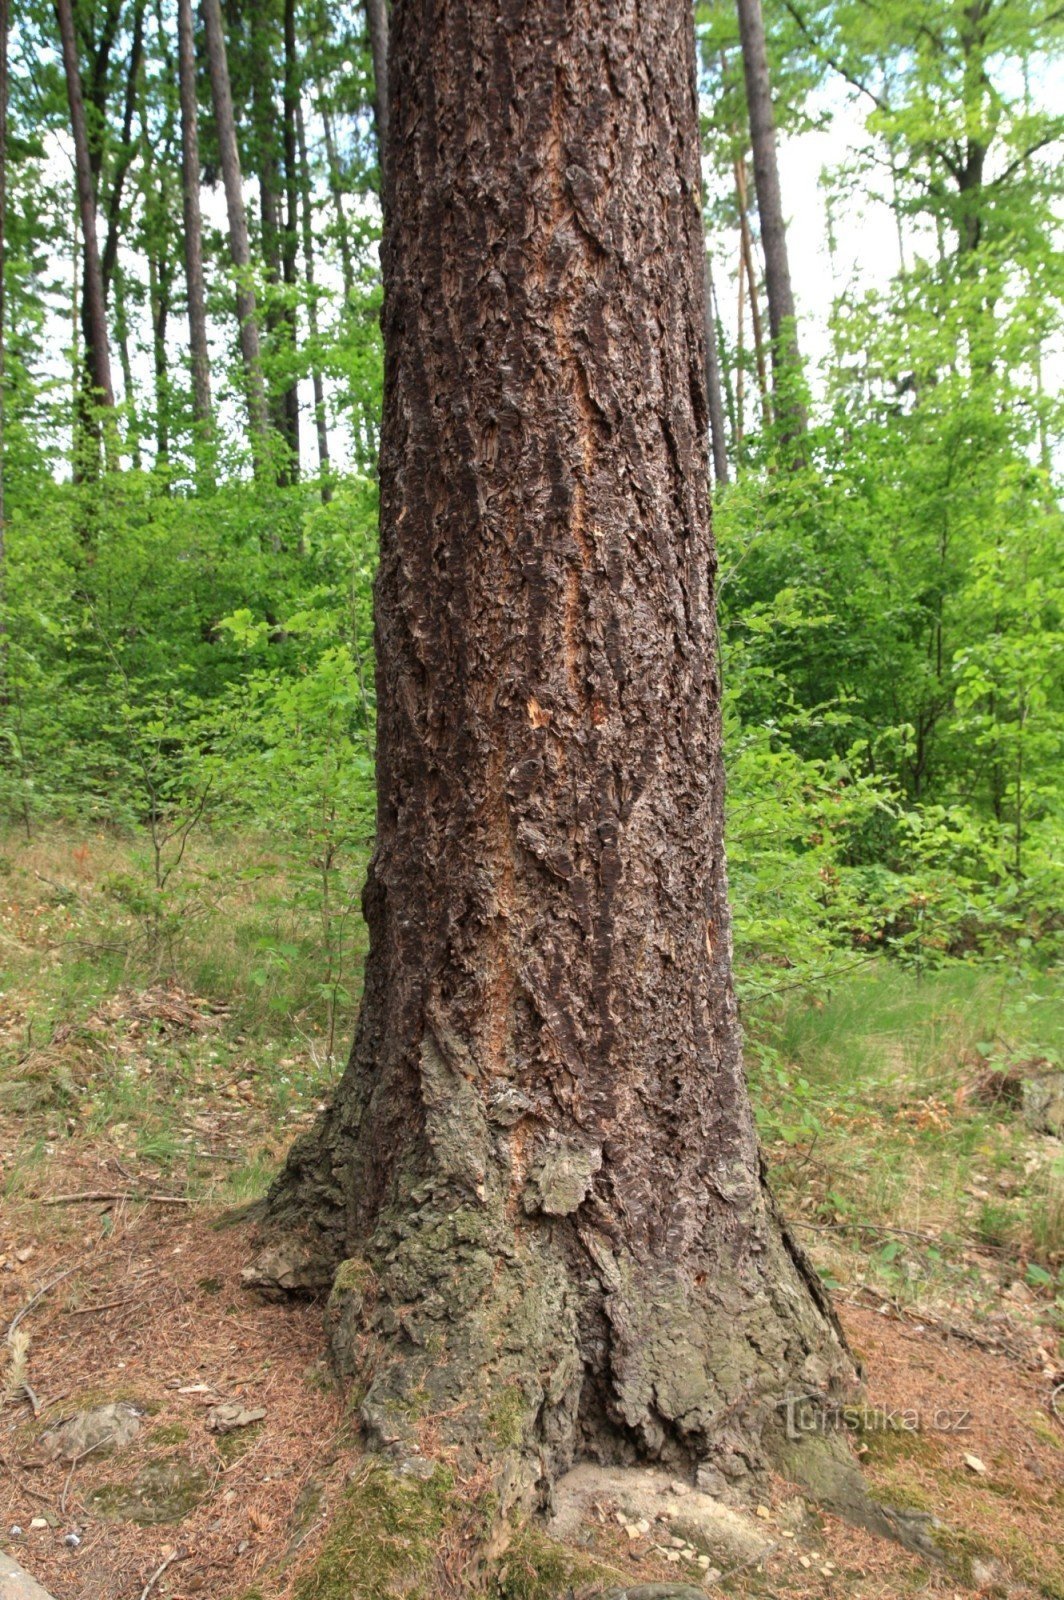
1,827 -> 1061,1599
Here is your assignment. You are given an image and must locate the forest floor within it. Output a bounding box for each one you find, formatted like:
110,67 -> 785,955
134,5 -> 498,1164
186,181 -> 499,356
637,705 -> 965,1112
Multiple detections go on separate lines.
1,827 -> 1062,1600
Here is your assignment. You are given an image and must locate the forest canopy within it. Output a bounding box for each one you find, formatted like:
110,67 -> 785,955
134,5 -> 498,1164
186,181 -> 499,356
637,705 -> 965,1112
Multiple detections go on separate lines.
0,0 -> 1060,1003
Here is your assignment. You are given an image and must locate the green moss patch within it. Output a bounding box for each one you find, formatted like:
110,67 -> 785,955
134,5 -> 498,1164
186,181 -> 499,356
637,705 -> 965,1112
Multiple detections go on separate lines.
293,1463 -> 456,1600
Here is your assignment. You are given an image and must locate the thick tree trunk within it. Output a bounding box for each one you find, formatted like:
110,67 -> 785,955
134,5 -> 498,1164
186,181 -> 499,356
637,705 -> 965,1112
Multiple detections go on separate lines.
201,0 -> 269,462
260,0 -> 852,1506
735,0 -> 806,438
56,0 -> 114,410
177,0 -> 212,436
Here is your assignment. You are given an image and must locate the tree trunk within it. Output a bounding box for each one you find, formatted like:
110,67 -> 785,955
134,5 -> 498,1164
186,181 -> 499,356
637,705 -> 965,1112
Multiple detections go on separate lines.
113,267 -> 143,469
0,0 -> 8,687
735,0 -> 806,438
56,0 -> 115,411
296,97 -> 332,499
364,0 -> 389,177
734,155 -> 770,426
320,104 -> 354,304
282,0 -> 301,474
704,257 -> 730,485
201,0 -> 269,464
258,0 -> 853,1506
100,0 -> 145,301
177,0 -> 212,436
147,232 -> 173,466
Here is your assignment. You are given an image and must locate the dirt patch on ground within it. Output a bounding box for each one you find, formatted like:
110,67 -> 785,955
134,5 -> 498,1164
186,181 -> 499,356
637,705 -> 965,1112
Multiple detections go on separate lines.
0,1169 -> 347,1600
2,1149 -> 1062,1600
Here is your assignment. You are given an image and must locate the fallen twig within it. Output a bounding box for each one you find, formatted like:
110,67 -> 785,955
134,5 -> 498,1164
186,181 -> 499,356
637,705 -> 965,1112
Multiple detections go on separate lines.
41,1191 -> 192,1207
140,1547 -> 188,1600
6,1264 -> 79,1341
62,1298 -> 135,1317
60,1433 -> 116,1516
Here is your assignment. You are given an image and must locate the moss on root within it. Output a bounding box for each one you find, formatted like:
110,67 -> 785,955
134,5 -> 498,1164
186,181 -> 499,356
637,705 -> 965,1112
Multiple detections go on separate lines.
488,1526 -> 614,1600
293,1463 -> 457,1600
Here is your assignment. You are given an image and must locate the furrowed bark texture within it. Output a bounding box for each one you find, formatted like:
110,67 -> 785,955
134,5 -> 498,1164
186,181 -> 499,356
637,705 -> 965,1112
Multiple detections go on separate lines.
263,0 -> 852,1502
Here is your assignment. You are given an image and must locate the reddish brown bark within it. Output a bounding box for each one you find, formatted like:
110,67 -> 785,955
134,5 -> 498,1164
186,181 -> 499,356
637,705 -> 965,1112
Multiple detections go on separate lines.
260,0 -> 852,1503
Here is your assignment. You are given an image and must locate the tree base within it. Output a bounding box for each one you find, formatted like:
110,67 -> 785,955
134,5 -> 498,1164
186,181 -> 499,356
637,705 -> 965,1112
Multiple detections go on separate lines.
249,1126 -> 858,1526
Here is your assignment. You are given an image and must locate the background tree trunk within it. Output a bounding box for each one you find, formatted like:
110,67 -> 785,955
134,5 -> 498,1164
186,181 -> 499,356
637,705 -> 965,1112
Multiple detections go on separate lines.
296,97 -> 332,498
56,0 -> 115,411
735,0 -> 806,437
260,0 -> 853,1499
320,104 -> 354,304
201,0 -> 269,462
364,0 -> 389,176
704,257 -> 730,485
177,0 -> 212,435
282,0 -> 301,473
0,0 -> 8,684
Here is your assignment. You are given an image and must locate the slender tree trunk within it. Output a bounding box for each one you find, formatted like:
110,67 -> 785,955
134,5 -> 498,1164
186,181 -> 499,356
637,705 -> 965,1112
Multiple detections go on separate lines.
735,238 -> 746,451
320,104 -> 354,304
704,257 -> 729,485
177,0 -> 212,436
282,0 -> 301,474
713,266 -> 738,455
147,234 -> 173,466
735,0 -> 806,438
0,0 -> 8,687
364,0 -> 389,176
56,0 -> 115,411
257,0 -> 853,1509
201,0 -> 269,463
735,155 -> 770,426
113,267 -> 143,470
100,0 -> 145,300
296,98 -> 332,499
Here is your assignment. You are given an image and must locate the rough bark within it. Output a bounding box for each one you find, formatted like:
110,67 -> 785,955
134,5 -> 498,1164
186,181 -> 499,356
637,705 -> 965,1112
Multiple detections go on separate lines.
177,0 -> 212,434
735,0 -> 806,437
56,0 -> 115,410
259,0 -> 853,1510
703,256 -> 729,485
201,0 -> 269,461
